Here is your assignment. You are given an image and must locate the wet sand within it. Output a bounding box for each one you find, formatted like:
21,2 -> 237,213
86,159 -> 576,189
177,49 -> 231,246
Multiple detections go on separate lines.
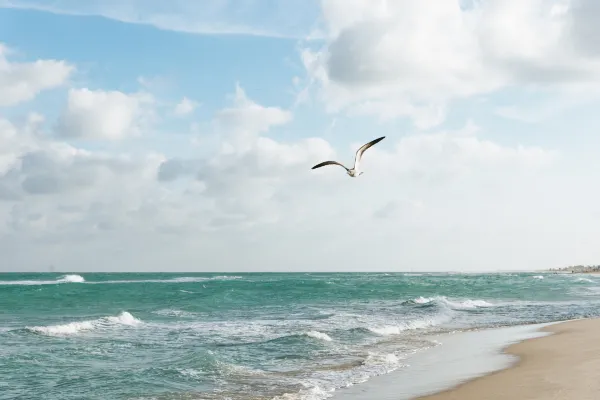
415,318 -> 600,400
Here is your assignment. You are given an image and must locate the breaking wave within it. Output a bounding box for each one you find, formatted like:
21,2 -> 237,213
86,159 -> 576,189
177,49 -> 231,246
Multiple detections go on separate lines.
0,275 -> 242,286
407,296 -> 494,310
304,330 -> 333,342
26,311 -> 141,336
0,274 -> 85,286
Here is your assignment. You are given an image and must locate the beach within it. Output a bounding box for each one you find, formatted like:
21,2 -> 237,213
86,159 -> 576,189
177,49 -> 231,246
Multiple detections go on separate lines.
417,317 -> 600,400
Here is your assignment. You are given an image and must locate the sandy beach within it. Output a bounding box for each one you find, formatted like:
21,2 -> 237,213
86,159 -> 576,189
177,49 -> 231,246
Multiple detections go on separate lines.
416,318 -> 600,400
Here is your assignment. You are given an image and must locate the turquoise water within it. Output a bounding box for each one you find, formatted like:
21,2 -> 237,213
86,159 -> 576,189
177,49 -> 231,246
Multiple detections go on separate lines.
1,272 -> 599,400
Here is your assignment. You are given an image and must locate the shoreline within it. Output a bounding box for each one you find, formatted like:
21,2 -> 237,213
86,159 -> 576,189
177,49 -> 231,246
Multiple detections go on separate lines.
415,317 -> 600,400
334,322 -> 558,400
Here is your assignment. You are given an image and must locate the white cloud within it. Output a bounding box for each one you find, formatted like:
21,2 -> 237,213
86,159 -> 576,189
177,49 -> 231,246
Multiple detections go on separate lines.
300,0 -> 600,128
147,87 -> 564,271
0,86 -> 590,271
2,26 -> 600,272
0,42 -> 74,107
55,88 -> 154,140
213,84 -> 293,150
174,97 -> 198,116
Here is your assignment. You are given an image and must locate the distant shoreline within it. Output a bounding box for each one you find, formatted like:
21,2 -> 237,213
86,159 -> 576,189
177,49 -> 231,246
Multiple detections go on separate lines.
547,270 -> 600,275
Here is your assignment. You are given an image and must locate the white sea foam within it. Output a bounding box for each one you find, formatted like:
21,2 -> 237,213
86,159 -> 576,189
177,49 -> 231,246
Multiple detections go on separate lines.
178,368 -> 202,379
575,277 -> 594,283
95,276 -> 243,285
0,275 -> 241,286
58,274 -> 85,283
368,316 -> 446,336
532,275 -> 544,279
0,274 -> 85,286
275,351 -> 409,400
363,352 -> 401,367
304,331 -> 333,342
27,311 -> 142,336
272,386 -> 333,400
412,296 -> 494,309
153,309 -> 197,318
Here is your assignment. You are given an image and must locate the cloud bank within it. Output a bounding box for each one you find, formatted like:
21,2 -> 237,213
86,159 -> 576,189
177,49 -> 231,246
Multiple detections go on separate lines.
2,1 -> 600,271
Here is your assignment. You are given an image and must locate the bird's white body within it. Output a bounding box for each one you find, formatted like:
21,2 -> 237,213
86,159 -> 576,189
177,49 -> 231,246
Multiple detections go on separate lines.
311,136 -> 385,178
347,169 -> 363,178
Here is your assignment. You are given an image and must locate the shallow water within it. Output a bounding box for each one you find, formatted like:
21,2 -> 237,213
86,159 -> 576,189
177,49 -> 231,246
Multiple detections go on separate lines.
1,272 -> 598,399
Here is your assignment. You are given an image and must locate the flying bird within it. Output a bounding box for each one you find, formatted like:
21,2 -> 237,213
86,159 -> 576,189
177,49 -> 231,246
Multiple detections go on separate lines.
311,136 -> 385,177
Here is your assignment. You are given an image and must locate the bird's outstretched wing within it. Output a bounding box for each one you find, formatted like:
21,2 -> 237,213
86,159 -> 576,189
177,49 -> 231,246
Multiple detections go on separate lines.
311,160 -> 349,171
354,136 -> 385,170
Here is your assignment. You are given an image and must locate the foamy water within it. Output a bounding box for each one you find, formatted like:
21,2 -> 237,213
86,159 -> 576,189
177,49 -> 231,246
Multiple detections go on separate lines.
0,274 -> 86,285
27,311 -> 142,336
2,272 -> 600,400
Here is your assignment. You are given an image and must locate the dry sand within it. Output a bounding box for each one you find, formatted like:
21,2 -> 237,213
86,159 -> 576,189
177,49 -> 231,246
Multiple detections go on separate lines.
415,318 -> 600,400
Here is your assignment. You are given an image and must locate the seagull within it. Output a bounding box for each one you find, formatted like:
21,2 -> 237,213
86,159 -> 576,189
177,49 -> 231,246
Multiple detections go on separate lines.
311,136 -> 385,177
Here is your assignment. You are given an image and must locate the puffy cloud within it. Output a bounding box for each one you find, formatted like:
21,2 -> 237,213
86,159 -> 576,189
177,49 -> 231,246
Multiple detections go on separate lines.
0,40 -> 592,272
300,0 -> 600,127
174,97 -> 198,116
0,86 -> 587,272
152,86 -> 560,262
55,88 -> 154,140
215,84 -> 292,141
0,43 -> 74,107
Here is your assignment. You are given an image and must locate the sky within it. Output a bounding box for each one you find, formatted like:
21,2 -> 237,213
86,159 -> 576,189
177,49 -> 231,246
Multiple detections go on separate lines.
1,0 -> 600,272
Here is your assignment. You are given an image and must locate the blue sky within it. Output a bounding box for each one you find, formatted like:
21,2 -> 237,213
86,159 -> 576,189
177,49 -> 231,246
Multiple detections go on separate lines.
1,0 -> 600,272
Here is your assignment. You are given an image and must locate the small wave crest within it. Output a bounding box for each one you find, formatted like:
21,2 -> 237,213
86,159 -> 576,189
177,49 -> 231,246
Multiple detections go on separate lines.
57,274 -> 85,283
272,386 -> 333,400
272,351 -> 407,400
407,296 -> 493,310
96,275 -> 244,285
27,311 -> 141,336
153,309 -> 197,318
0,274 -> 85,286
367,315 -> 446,336
0,274 -> 242,286
362,352 -> 402,368
532,275 -> 544,280
304,330 -> 333,342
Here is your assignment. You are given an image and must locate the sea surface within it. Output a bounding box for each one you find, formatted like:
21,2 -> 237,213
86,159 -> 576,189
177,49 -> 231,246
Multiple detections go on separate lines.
1,272 -> 599,400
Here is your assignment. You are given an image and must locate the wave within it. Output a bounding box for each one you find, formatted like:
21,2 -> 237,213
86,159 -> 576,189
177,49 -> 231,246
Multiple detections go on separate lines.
96,276 -> 243,284
58,274 -> 85,283
0,275 -> 241,286
407,296 -> 494,310
153,309 -> 197,318
367,315 -> 449,336
26,311 -> 141,336
0,274 -> 85,286
270,352 -> 405,400
272,386 -> 333,400
303,330 -> 333,342
271,350 -> 410,400
532,275 -> 544,279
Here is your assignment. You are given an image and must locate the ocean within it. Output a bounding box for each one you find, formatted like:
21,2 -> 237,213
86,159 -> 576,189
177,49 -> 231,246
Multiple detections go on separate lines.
1,272 -> 599,400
